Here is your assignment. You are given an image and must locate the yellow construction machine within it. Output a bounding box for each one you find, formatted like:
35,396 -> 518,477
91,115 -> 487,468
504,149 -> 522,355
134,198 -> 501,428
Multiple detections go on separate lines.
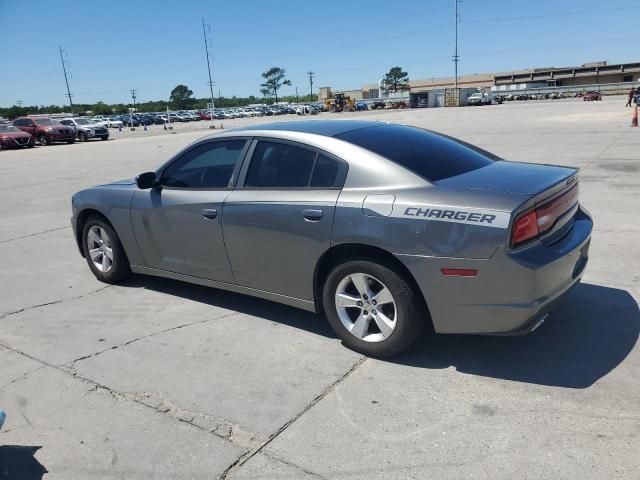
325,92 -> 355,113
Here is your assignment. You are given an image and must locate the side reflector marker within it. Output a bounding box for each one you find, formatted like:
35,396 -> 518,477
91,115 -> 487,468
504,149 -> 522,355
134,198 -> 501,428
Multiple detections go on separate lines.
440,268 -> 478,277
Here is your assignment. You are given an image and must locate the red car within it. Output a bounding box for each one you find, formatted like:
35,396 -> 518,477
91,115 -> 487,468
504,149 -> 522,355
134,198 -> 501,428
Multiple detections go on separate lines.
583,91 -> 602,101
0,124 -> 35,150
13,117 -> 76,145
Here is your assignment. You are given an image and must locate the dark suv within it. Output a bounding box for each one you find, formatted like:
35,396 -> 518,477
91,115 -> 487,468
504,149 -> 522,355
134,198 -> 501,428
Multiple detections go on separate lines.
13,117 -> 76,145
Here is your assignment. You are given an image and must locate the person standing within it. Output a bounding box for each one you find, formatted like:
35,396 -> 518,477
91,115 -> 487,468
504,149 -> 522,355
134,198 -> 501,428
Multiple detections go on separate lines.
627,87 -> 636,107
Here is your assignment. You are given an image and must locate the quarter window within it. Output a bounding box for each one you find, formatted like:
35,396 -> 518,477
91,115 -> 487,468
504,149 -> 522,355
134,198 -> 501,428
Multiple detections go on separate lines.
161,140 -> 246,189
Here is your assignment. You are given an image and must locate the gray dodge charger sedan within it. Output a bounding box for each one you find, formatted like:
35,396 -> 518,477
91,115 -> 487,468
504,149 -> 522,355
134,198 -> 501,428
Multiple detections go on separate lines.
71,120 -> 592,357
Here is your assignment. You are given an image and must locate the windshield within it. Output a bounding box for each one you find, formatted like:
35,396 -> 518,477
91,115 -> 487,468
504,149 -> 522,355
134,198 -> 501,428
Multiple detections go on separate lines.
0,125 -> 21,133
75,119 -> 91,125
34,118 -> 56,126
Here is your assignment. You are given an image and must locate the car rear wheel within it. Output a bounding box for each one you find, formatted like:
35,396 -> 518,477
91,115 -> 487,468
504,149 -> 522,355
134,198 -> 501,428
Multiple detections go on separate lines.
82,216 -> 131,284
78,132 -> 87,142
322,260 -> 424,357
38,134 -> 48,146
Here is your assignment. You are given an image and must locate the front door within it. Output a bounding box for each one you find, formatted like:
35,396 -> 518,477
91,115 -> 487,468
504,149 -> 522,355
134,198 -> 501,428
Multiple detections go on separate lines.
131,138 -> 248,283
223,139 -> 347,301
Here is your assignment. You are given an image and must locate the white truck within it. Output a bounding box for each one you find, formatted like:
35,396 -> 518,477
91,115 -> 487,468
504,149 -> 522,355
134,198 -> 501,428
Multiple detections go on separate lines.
467,92 -> 495,106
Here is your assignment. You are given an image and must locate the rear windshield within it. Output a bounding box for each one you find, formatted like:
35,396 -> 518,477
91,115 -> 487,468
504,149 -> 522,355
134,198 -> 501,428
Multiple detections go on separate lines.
34,118 -> 56,126
336,124 -> 496,182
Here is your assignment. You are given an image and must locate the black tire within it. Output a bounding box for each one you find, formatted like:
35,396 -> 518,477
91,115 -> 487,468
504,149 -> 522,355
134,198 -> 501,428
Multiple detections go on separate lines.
100,136 -> 109,141
67,139 -> 75,144
322,259 -> 425,357
78,132 -> 87,142
38,134 -> 48,146
81,215 -> 131,284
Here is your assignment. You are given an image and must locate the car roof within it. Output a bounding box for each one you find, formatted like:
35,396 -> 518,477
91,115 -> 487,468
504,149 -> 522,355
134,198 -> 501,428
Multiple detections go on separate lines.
236,120 -> 385,137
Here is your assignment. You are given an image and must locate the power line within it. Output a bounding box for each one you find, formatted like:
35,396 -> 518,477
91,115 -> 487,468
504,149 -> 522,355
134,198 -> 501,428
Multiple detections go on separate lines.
58,45 -> 74,115
463,5 -> 637,24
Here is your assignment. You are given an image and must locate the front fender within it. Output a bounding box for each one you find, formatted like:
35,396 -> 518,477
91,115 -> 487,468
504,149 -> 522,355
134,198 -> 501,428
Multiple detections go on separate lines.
71,187 -> 142,265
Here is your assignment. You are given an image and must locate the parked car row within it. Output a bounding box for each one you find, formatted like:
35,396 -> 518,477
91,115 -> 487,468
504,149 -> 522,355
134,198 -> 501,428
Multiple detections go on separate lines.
1,116 -> 111,149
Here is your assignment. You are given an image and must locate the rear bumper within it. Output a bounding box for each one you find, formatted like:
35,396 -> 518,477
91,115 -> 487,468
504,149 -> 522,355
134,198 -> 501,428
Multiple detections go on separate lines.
397,206 -> 593,335
47,132 -> 76,142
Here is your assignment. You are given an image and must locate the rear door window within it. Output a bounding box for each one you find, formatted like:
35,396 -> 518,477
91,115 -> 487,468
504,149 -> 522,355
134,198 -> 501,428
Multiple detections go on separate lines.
244,141 -> 346,189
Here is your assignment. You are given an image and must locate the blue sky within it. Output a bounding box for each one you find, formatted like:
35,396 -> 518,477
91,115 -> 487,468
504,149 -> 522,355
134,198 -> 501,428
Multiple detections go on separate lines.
1,0 -> 638,106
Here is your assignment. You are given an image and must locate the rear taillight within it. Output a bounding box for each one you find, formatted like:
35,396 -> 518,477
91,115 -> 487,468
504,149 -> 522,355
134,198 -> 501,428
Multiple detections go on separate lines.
511,210 -> 539,246
511,184 -> 579,247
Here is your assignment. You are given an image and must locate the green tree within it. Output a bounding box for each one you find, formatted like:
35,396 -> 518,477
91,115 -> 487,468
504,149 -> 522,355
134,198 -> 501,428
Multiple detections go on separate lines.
170,85 -> 194,109
383,66 -> 410,93
260,67 -> 291,104
93,101 -> 112,115
260,87 -> 271,102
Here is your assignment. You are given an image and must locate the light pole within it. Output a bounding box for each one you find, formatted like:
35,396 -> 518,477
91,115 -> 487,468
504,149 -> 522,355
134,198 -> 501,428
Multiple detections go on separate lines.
202,18 -> 216,129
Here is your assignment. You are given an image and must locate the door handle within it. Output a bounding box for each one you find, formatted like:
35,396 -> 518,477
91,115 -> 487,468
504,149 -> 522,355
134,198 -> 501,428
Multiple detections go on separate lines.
302,209 -> 323,221
201,208 -> 218,219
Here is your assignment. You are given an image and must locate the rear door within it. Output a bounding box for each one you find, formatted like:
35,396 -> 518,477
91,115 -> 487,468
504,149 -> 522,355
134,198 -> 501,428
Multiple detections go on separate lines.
223,139 -> 348,301
131,138 -> 249,282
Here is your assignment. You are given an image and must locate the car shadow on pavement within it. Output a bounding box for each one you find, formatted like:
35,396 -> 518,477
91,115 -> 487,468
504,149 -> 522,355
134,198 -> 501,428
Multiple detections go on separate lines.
0,446 -> 48,480
122,275 -> 335,338
124,277 -> 638,389
393,283 -> 639,388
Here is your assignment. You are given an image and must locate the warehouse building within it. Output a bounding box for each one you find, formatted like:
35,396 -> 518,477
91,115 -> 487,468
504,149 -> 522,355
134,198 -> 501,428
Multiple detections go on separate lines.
320,60 -> 640,105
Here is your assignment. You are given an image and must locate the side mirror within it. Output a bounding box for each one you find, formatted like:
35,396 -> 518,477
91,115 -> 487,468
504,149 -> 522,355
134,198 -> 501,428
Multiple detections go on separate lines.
136,172 -> 158,189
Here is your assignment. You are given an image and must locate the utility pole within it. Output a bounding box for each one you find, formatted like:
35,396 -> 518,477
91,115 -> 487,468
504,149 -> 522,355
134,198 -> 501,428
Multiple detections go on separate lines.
307,71 -> 315,99
453,0 -> 461,92
58,45 -> 74,115
16,100 -> 23,107
129,89 -> 137,131
202,18 -> 216,129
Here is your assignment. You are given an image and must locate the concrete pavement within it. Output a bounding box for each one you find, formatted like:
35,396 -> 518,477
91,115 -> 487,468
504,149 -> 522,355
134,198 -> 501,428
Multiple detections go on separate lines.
1,96 -> 638,479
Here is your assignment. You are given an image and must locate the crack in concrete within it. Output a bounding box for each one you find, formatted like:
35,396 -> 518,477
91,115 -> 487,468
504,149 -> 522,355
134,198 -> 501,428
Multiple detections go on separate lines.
0,364 -> 46,391
581,129 -> 630,173
263,451 -> 329,480
0,310 -> 269,453
219,355 -> 367,480
0,225 -> 70,245
64,311 -> 239,365
0,285 -> 112,321
2,310 -> 367,480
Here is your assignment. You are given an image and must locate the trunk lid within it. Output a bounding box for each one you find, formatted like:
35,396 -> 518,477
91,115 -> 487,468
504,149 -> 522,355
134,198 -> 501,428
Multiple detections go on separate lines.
436,161 -> 577,197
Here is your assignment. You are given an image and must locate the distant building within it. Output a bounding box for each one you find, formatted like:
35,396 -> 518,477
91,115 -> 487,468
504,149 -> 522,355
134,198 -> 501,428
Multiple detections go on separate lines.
319,61 -> 640,102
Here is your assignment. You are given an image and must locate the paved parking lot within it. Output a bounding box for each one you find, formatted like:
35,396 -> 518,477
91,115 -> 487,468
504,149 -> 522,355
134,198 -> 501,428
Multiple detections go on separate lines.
1,97 -> 639,479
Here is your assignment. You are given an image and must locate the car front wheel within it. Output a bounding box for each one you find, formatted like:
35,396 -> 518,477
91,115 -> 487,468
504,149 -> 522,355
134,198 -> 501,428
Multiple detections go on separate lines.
323,259 -> 425,357
82,216 -> 131,283
38,134 -> 48,146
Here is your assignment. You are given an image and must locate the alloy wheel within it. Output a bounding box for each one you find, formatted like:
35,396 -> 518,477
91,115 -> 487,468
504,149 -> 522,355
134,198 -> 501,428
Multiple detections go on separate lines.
87,226 -> 113,273
335,273 -> 397,343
